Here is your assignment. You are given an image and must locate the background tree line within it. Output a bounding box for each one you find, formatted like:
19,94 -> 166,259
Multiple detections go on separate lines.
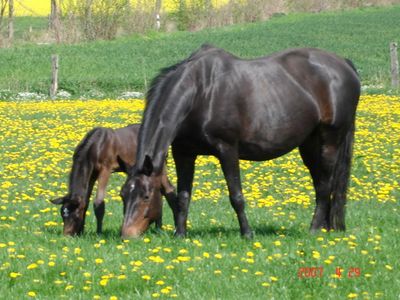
1,0 -> 399,45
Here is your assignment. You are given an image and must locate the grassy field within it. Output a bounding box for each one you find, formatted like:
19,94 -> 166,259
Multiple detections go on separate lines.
0,94 -> 399,299
1,5 -> 400,98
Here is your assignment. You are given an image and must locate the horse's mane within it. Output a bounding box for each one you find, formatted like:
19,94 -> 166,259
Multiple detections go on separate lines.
135,44 -> 219,172
146,44 -> 217,106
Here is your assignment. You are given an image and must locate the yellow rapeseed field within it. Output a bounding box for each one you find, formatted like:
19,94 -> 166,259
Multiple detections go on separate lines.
13,0 -> 230,16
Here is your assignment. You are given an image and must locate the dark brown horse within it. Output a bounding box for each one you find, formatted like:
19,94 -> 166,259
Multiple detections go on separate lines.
51,124 -> 176,236
120,45 -> 360,238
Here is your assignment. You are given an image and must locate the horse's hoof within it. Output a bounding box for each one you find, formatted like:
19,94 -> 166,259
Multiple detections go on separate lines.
241,231 -> 253,239
174,230 -> 186,238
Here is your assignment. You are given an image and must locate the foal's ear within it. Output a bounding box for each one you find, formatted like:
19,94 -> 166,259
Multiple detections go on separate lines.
142,155 -> 154,176
50,196 -> 67,205
117,155 -> 131,174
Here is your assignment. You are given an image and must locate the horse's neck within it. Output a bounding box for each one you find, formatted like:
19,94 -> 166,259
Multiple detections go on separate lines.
139,98 -> 194,171
68,159 -> 94,197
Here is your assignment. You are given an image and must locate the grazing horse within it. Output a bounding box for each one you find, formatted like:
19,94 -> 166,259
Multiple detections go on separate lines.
120,45 -> 360,238
51,124 -> 176,236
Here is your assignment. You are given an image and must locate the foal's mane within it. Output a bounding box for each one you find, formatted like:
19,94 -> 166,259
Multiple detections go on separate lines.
72,127 -> 105,161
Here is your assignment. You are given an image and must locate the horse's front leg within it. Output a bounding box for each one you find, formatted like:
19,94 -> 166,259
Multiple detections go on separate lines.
218,144 -> 253,238
172,147 -> 196,237
93,169 -> 111,234
160,166 -> 178,219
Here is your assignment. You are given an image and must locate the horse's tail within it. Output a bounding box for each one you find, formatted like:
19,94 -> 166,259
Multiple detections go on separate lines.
330,121 -> 355,231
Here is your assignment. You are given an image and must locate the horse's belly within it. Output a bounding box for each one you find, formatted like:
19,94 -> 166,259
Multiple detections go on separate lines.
237,120 -> 316,161
238,140 -> 298,161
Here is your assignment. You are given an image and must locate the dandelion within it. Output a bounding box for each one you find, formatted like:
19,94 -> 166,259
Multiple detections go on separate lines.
27,263 -> 38,270
27,291 -> 36,297
385,265 -> 393,270
261,282 -> 270,287
9,272 -> 22,278
253,242 -> 262,248
270,276 -> 278,282
347,293 -> 358,298
95,258 -> 104,264
99,279 -> 108,286
142,275 -> 151,281
177,256 -> 191,262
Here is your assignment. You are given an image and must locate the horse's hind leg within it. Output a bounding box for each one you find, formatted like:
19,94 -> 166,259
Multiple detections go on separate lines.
94,169 -> 111,234
299,128 -> 341,232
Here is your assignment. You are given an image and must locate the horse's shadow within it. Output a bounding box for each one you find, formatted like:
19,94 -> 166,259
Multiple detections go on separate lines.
187,224 -> 303,239
43,223 -> 304,240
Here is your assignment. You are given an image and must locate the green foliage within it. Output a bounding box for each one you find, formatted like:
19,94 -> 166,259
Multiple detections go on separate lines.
0,5 -> 399,98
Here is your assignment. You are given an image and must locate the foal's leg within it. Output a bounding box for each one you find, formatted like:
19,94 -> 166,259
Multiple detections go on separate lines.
93,169 -> 111,234
172,148 -> 196,237
299,130 -> 339,232
217,145 -> 252,238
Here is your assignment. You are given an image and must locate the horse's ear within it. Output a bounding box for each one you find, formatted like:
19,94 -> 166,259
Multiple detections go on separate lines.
50,196 -> 67,205
117,155 -> 131,174
142,155 -> 154,176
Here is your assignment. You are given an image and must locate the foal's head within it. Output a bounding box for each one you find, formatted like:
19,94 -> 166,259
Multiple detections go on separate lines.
119,156 -> 163,238
51,195 -> 86,236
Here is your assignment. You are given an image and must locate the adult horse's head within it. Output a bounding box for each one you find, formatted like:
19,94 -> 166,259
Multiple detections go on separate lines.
51,195 -> 86,236
119,156 -> 163,238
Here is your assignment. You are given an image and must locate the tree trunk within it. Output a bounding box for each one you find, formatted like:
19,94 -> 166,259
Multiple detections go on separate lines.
7,0 -> 13,41
50,0 -> 61,43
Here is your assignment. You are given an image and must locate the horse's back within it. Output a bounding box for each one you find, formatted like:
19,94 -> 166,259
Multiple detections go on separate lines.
178,47 -> 360,160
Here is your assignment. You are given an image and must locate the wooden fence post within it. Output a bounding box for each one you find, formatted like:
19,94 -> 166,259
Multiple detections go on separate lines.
50,55 -> 59,99
390,42 -> 399,89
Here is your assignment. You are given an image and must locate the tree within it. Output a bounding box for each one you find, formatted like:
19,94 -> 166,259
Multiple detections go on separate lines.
8,0 -> 13,41
50,0 -> 61,43
0,0 -> 9,46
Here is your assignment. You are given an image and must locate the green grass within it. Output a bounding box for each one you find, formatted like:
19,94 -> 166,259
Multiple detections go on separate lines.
0,95 -> 399,299
1,5 -> 400,98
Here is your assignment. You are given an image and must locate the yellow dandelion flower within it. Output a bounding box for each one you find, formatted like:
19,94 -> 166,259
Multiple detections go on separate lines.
347,293 -> 358,298
142,275 -> 151,281
27,291 -> 36,297
27,263 -> 38,270
9,272 -> 22,278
